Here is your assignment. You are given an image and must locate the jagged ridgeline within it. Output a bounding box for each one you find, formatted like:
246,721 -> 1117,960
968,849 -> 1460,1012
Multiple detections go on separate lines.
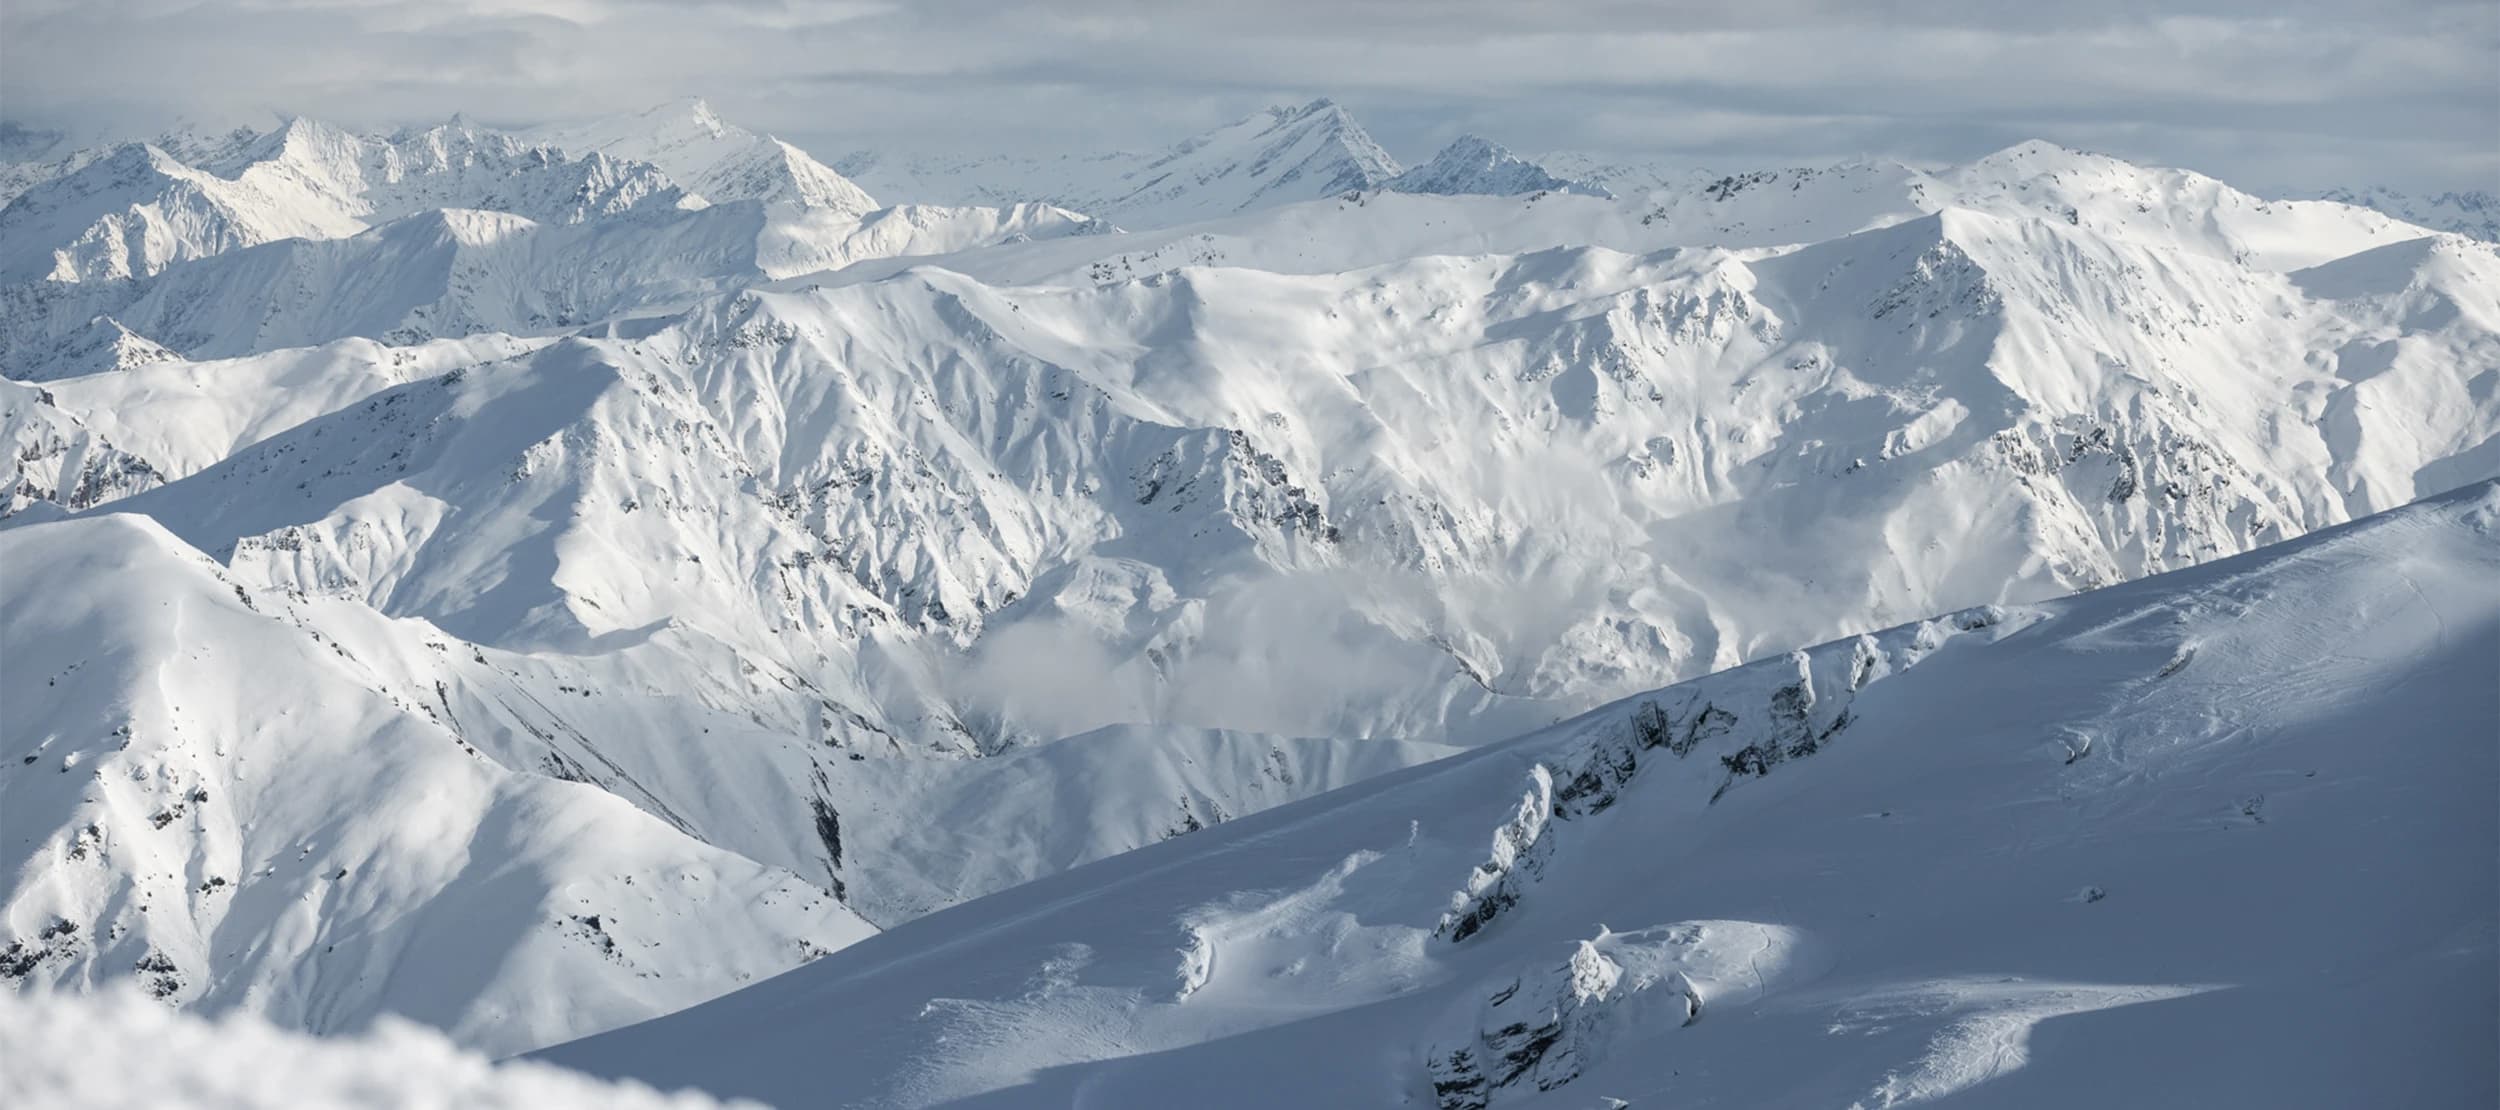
2,97 -> 2496,1063
543,485 -> 2500,1107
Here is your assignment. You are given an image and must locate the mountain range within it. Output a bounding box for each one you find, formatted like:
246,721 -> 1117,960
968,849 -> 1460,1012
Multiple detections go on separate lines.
832,98 -> 1615,228
545,480 -> 2500,1108
1,94 -> 2493,1091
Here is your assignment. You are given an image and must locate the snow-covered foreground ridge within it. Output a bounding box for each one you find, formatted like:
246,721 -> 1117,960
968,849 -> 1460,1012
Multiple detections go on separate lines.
0,513 -> 876,1055
0,989 -> 758,1110
547,483 -> 2500,1108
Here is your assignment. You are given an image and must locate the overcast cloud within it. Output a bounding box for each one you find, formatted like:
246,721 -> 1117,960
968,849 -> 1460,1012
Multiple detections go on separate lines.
2,0 -> 2491,192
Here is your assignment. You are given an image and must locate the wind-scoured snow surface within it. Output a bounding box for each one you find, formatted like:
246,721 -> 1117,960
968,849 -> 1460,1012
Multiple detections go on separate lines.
0,989 -> 758,1109
4,98 -> 2498,1062
549,483 -> 2500,1108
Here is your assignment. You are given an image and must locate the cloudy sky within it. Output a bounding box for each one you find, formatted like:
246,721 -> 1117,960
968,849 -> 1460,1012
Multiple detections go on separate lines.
3,0 -> 2492,193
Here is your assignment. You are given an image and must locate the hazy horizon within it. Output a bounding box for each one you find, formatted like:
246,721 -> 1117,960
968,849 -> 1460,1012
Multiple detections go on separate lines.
2,0 -> 2492,196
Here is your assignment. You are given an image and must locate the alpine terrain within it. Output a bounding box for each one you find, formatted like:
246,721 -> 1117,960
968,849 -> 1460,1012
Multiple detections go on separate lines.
546,479 -> 2500,1108
0,91 -> 2493,1101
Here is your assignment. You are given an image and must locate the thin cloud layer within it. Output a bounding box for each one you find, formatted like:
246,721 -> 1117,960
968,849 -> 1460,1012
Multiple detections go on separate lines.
1,0 -> 2491,192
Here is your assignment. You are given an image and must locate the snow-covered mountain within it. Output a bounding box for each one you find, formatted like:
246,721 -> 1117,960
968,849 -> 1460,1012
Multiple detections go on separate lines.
1388,135 -> 1608,199
0,513 -> 873,1055
0,118 -> 691,285
545,481 -> 2500,1108
0,101 -> 886,288
1107,98 -> 1395,212
1534,151 -> 1710,199
836,98 -> 1403,227
2311,184 -> 2499,242
55,140 -> 2480,716
0,104 -> 1111,378
836,104 -> 1610,225
4,334 -> 545,515
1548,147 -> 2500,246
0,119 -> 274,210
4,111 -> 2495,1063
0,197 -> 1104,374
0,101 -> 1050,318
526,98 -> 879,215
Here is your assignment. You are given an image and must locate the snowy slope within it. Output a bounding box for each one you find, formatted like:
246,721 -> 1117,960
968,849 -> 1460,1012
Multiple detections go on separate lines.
0,103 -> 1108,377
6,138 -> 2443,376
1,989 -> 757,1109
2313,185 -> 2499,243
215,117 -> 693,230
0,513 -> 874,1055
811,142 -> 2450,295
0,119 -> 689,285
0,198 -> 1104,372
545,481 -> 2500,1108
1387,136 -> 1608,199
8,326 -> 1453,932
529,98 -> 878,215
836,99 -> 1401,228
8,140 -> 2490,952
86,173 -> 2483,735
4,314 -> 177,380
1104,98 -> 1401,219
3,334 -> 547,516
821,725 -> 1463,924
0,119 -> 271,208
1534,151 -> 1704,200
3,377 -> 169,515
6,123 -> 2497,1060
0,143 -> 363,284
1545,148 -> 2500,245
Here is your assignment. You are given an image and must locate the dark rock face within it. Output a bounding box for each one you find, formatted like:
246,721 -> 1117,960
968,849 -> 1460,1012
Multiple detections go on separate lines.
1435,766 -> 1554,944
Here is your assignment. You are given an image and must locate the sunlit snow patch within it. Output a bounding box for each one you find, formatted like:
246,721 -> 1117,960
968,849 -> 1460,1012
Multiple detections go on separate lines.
0,989 -> 758,1110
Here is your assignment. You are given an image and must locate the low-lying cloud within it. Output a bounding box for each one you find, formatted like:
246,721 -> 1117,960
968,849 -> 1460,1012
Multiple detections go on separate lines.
948,564 -> 1432,743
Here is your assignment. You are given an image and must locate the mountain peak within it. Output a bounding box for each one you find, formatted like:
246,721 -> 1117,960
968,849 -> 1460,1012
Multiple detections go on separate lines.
524,99 -> 874,212
1984,138 -> 2083,161
13,313 -> 183,379
1069,96 -> 1399,225
1963,139 -> 2154,185
8,95 -> 2497,1086
103,139 -> 187,174
651,96 -> 726,135
1275,96 -> 1340,120
1386,133 -> 1609,199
